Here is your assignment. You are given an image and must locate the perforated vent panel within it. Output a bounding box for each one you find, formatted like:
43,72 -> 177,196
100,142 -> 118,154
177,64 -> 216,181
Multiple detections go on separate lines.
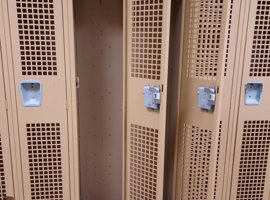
186,0 -> 223,80
250,0 -> 270,77
26,123 -> 63,200
131,0 -> 163,80
224,0 -> 234,76
185,124 -> 212,200
129,124 -> 158,200
236,120 -> 270,200
16,0 -> 57,76
213,121 -> 222,199
0,135 -> 6,200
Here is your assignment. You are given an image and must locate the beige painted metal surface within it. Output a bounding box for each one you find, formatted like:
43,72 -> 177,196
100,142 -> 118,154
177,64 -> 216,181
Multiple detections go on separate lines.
175,0 -> 270,200
229,0 -> 270,199
174,0 -> 241,199
124,0 -> 171,199
0,43 -> 15,199
0,0 -> 79,199
7,0 -> 70,199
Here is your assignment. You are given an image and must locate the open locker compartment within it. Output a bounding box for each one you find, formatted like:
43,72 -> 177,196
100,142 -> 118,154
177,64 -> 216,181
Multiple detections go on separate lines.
73,0 -> 123,199
74,0 -> 182,199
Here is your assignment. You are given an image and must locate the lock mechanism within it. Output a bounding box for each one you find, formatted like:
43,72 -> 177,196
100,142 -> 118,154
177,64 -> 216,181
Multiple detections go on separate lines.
143,84 -> 161,110
197,85 -> 216,112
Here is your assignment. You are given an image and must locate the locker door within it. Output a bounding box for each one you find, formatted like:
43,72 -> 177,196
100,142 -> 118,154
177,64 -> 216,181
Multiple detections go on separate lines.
174,0 -> 241,199
230,0 -> 270,199
0,44 -> 15,199
6,0 -> 71,199
124,0 -> 171,199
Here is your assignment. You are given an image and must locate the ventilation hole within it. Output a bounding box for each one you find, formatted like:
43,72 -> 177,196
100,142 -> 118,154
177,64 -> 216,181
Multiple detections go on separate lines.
16,0 -> 57,76
130,0 -> 163,80
129,123 -> 159,200
224,0 -> 234,76
236,120 -> 270,200
184,124 -> 212,200
186,0 -> 224,80
0,134 -> 7,199
250,1 -> 270,77
26,123 -> 63,200
213,121 -> 222,199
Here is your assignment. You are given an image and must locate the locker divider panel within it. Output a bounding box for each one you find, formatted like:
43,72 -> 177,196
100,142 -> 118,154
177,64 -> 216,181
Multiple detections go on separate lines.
124,0 -> 171,199
7,0 -> 71,199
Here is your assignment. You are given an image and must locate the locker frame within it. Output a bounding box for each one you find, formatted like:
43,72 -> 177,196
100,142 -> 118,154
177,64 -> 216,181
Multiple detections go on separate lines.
0,33 -> 16,199
222,1 -> 250,199
123,1 -> 127,199
62,0 -> 80,199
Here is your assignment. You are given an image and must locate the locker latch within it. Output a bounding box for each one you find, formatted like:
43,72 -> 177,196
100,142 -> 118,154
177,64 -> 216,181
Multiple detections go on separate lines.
197,85 -> 216,112
19,80 -> 42,107
143,84 -> 161,110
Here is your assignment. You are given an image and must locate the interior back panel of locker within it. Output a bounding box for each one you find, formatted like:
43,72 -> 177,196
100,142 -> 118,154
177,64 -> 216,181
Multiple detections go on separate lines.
74,0 -> 123,199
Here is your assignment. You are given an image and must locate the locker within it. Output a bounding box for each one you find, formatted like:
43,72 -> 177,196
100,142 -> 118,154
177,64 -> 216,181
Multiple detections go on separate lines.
174,0 -> 240,198
0,0 -> 79,199
123,0 -> 172,199
174,0 -> 270,200
229,0 -> 270,199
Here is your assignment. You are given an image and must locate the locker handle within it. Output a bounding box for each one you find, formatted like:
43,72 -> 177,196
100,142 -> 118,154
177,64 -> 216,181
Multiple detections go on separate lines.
19,80 -> 42,107
245,82 -> 263,105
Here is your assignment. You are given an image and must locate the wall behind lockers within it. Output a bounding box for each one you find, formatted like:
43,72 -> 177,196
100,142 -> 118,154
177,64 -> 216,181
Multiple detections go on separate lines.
74,0 -> 123,199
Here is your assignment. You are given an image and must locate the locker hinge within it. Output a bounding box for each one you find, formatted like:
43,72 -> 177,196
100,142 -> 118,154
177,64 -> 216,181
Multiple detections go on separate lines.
66,101 -> 69,110
5,100 -> 8,111
76,76 -> 80,88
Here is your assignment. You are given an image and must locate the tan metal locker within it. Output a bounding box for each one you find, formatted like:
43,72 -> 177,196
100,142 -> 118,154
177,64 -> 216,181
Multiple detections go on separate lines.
0,43 -> 15,199
229,0 -> 270,199
0,0 -> 79,199
124,0 -> 171,199
174,0 -> 242,199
